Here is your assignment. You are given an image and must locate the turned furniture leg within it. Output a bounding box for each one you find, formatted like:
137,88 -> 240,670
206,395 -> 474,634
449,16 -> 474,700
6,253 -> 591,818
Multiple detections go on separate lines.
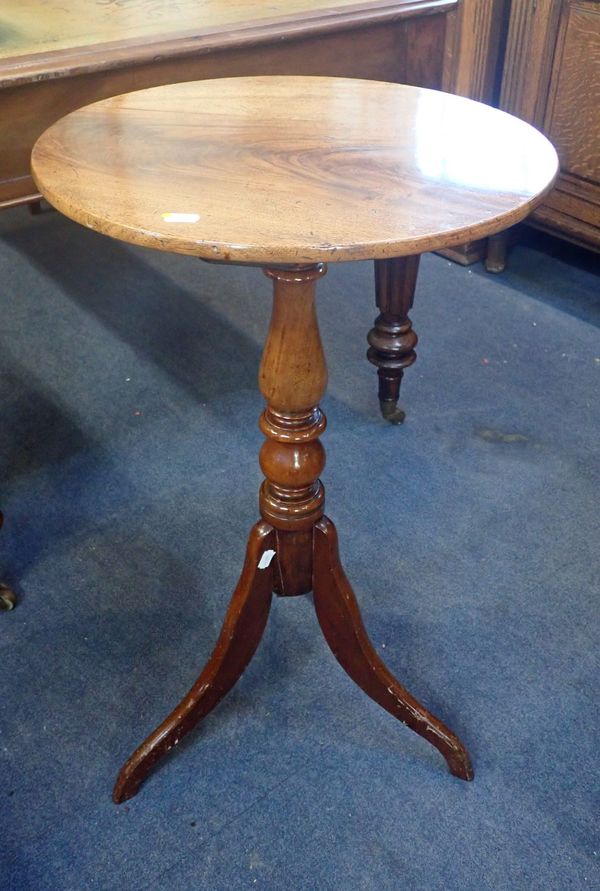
114,262 -> 472,801
113,521 -> 276,803
313,518 -> 473,780
368,257 -> 419,424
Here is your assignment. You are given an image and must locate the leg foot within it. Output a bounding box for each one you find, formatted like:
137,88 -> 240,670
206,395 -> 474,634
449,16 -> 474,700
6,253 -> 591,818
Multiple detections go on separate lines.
0,513 -> 15,611
0,582 -> 16,611
29,198 -> 53,215
312,517 -> 473,781
379,397 -> 406,425
113,521 -> 277,803
485,230 -> 510,273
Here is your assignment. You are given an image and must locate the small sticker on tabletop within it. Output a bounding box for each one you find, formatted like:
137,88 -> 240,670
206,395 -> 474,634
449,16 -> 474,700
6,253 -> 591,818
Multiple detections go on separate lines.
162,213 -> 200,223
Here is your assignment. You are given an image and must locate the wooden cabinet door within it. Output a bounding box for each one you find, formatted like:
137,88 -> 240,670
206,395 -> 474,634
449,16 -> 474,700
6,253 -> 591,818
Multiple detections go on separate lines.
538,1 -> 600,242
501,0 -> 600,251
545,1 -> 600,182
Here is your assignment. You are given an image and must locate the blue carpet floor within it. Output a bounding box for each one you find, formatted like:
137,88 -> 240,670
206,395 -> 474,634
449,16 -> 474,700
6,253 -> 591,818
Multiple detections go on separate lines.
0,207 -> 598,890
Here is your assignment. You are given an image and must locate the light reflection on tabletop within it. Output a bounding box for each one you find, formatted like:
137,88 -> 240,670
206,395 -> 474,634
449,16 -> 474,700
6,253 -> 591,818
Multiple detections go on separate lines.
415,91 -> 558,196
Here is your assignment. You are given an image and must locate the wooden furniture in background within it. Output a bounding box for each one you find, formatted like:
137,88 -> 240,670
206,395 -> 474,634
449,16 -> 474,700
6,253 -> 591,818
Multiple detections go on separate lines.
32,75 -> 557,801
490,0 -> 600,269
441,0 -> 512,265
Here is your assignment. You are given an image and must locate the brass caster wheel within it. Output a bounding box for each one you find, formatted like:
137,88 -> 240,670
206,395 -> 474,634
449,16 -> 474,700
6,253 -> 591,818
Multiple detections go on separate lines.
0,583 -> 16,611
380,399 -> 406,425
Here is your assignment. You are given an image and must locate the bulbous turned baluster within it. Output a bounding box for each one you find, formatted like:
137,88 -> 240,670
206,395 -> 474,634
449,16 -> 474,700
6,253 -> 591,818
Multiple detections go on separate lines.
368,257 -> 419,423
259,264 -> 328,596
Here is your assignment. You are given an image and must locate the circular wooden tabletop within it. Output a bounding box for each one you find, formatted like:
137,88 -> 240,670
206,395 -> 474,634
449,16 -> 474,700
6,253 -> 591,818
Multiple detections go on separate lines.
31,76 -> 558,265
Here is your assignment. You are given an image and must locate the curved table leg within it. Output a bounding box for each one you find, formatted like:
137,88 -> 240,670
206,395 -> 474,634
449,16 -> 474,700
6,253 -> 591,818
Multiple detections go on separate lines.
313,517 -> 473,781
368,257 -> 419,424
113,521 -> 276,803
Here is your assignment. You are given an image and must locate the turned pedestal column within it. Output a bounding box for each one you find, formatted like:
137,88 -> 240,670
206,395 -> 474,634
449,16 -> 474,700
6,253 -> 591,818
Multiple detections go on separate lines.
259,264 -> 327,596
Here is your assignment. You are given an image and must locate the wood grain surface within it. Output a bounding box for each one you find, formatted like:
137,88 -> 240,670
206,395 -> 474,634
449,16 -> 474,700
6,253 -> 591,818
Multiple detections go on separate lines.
31,75 -> 558,264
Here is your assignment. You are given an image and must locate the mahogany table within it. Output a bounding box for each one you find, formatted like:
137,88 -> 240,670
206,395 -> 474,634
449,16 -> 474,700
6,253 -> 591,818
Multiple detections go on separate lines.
31,76 -> 558,802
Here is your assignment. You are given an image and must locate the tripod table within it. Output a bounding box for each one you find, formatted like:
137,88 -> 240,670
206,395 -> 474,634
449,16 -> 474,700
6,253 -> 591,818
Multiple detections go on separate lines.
31,76 -> 558,802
